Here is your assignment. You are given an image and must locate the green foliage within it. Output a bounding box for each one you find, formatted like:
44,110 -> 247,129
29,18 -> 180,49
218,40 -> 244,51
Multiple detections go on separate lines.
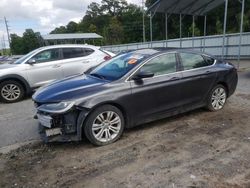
104,17 -> 124,44
51,26 -> 67,34
188,22 -> 201,36
10,29 -> 42,55
22,29 -> 41,54
10,34 -> 23,55
66,21 -> 78,33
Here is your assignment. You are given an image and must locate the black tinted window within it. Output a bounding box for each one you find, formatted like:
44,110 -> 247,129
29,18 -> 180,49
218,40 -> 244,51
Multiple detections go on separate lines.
84,48 -> 94,56
140,53 -> 177,76
63,48 -> 85,59
33,49 -> 60,63
180,53 -> 211,70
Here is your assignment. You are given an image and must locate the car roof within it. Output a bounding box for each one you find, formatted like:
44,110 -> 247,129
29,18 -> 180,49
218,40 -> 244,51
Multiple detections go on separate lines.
121,48 -> 215,58
36,44 -> 100,51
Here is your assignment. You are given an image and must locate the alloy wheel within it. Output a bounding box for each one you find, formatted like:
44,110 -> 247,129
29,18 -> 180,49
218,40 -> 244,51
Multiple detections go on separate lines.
211,87 -> 227,110
92,111 -> 122,143
1,84 -> 21,101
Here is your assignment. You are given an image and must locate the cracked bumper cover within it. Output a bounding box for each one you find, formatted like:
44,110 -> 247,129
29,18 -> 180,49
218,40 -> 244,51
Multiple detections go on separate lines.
36,109 -> 89,143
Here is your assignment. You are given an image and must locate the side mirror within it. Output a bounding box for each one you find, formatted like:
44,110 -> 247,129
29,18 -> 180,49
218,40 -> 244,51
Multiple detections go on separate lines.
132,71 -> 154,80
27,58 -> 36,65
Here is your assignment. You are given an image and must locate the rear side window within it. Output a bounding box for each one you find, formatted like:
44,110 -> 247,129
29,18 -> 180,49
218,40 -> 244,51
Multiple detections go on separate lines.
62,48 -> 88,59
179,53 -> 212,70
84,48 -> 95,56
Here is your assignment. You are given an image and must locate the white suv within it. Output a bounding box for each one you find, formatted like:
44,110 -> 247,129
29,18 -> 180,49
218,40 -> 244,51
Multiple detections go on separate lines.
0,44 -> 115,103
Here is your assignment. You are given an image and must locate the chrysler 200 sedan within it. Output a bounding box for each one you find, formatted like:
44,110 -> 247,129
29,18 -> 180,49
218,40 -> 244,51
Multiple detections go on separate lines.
33,48 -> 238,146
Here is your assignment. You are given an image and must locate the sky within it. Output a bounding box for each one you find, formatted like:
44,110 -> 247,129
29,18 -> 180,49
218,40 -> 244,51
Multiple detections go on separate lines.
0,0 -> 142,49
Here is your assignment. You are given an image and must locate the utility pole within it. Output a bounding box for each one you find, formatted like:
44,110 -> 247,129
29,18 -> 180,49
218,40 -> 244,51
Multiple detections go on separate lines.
2,35 -> 6,55
142,0 -> 146,42
1,37 -> 3,56
4,16 -> 11,55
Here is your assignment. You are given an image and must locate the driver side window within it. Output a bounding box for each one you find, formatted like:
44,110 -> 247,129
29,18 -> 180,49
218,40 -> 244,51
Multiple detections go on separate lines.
140,53 -> 177,76
33,49 -> 60,63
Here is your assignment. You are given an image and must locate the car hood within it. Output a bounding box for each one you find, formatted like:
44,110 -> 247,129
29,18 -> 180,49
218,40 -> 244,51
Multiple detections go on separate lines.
33,74 -> 109,103
0,63 -> 19,70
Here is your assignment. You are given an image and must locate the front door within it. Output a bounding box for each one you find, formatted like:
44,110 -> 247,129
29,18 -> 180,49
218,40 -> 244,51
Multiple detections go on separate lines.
129,53 -> 182,124
26,48 -> 63,88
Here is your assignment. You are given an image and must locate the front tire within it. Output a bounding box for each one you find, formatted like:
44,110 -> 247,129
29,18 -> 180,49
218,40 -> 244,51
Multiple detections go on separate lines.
207,84 -> 227,111
0,80 -> 25,103
84,105 -> 125,146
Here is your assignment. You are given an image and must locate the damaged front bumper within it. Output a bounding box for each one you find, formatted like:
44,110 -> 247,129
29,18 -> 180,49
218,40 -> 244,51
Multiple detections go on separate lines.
35,105 -> 88,143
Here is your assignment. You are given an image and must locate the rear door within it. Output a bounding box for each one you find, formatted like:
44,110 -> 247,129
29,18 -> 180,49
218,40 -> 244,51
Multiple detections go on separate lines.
61,47 -> 97,77
26,48 -> 63,88
129,53 -> 182,124
178,52 -> 217,106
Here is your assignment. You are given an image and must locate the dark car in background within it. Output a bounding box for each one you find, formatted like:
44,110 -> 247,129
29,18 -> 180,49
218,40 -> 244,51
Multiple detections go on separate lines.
33,48 -> 238,146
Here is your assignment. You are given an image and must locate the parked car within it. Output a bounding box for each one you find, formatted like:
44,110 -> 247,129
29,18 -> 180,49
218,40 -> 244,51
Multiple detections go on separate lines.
33,48 -> 238,146
0,44 -> 114,103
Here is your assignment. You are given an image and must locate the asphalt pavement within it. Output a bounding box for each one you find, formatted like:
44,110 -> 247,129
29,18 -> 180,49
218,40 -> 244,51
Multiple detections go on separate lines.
0,98 -> 39,148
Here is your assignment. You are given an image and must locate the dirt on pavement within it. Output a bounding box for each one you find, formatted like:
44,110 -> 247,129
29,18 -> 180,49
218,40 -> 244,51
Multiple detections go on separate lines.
0,72 -> 250,188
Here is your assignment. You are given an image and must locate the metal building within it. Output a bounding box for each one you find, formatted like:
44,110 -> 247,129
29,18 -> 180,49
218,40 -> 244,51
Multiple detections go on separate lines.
147,0 -> 246,67
42,33 -> 103,45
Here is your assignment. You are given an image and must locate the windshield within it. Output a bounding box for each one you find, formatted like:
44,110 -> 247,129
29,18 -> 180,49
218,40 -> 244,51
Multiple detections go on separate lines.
89,52 -> 146,81
12,48 -> 41,64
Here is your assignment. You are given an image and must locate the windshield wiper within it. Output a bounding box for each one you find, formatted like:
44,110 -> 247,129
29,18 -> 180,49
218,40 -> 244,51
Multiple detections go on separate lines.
89,73 -> 106,80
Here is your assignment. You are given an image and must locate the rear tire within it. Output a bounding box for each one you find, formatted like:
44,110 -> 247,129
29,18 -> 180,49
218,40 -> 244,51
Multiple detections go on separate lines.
206,84 -> 227,112
84,105 -> 125,146
0,80 -> 25,103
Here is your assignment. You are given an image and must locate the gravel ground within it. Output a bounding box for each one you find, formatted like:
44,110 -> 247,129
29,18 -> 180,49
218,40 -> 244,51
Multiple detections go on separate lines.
0,71 -> 249,188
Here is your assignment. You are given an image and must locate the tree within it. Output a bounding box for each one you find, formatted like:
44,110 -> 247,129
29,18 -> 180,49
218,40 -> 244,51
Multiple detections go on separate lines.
88,24 -> 97,33
188,22 -> 201,37
66,21 -> 78,33
86,2 -> 102,18
22,29 -> 40,54
104,17 -> 124,44
10,29 -> 41,55
101,0 -> 128,17
51,26 -> 67,34
10,34 -> 23,55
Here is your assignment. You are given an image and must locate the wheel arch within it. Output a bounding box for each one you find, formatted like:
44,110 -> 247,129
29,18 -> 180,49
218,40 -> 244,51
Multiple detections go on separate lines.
0,74 -> 32,95
77,101 -> 130,140
216,81 -> 229,96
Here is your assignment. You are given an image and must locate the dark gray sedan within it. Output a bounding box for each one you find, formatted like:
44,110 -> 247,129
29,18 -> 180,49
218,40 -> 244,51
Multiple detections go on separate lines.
33,48 -> 238,146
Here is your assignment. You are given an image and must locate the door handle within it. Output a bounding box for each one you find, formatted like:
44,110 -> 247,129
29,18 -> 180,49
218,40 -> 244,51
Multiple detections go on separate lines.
205,71 -> 212,75
169,77 -> 180,81
83,61 -> 90,63
52,65 -> 61,68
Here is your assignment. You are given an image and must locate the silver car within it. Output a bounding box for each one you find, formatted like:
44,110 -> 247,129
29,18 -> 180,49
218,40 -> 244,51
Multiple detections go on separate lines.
0,44 -> 114,103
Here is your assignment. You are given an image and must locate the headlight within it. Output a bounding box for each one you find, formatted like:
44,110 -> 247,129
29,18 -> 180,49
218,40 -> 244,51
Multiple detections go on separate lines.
37,101 -> 75,114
